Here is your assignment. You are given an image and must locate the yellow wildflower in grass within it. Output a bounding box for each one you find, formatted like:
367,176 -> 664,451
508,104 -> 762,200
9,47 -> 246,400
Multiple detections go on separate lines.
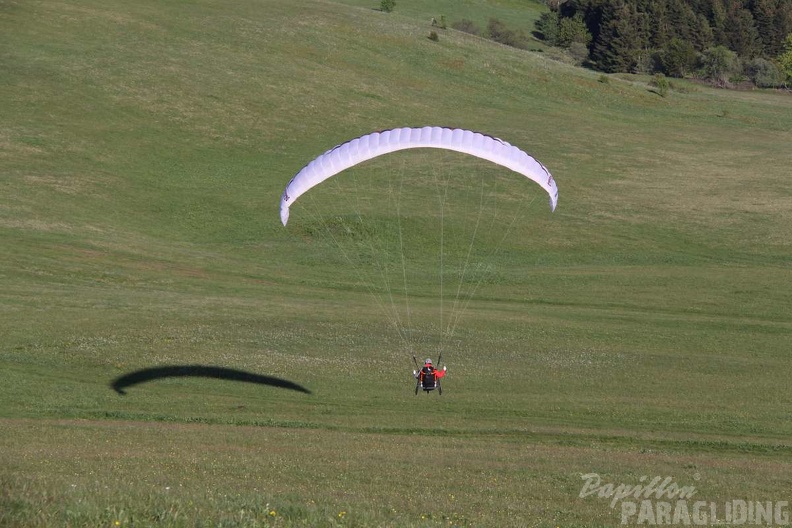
268,509 -> 277,517
338,511 -> 346,518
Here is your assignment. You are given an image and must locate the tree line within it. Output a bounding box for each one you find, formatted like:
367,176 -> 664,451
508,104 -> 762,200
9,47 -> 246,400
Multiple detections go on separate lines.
535,0 -> 792,87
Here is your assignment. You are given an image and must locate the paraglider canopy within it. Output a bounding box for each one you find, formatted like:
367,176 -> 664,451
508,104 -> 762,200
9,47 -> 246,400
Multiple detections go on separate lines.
280,126 -> 558,226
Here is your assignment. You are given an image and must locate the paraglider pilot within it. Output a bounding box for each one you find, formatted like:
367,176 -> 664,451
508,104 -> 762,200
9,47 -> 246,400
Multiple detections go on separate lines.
414,358 -> 446,394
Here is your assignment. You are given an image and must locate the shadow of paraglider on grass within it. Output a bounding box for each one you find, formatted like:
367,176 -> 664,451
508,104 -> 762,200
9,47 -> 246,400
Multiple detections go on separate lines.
110,365 -> 312,395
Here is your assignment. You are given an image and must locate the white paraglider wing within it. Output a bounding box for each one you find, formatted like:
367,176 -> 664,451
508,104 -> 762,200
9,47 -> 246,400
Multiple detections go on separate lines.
280,126 -> 558,226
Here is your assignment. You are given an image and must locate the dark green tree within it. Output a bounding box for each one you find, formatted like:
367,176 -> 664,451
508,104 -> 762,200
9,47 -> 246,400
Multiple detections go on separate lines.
563,0 -> 609,54
710,0 -> 729,47
591,1 -> 650,73
535,11 -> 561,45
647,0 -> 671,49
558,14 -> 592,48
691,13 -> 713,51
724,6 -> 761,58
700,45 -> 740,85
666,0 -> 698,43
752,0 -> 780,55
661,37 -> 697,77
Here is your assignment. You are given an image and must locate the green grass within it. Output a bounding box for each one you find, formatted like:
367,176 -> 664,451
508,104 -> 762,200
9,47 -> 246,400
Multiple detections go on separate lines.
336,0 -> 546,38
2,0 -> 792,526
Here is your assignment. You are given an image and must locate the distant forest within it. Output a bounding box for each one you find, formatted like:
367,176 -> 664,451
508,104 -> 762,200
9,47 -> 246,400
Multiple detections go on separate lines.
534,0 -> 792,87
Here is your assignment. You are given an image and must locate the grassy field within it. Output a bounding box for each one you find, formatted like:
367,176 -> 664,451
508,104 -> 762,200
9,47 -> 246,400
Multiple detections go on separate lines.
2,0 -> 791,526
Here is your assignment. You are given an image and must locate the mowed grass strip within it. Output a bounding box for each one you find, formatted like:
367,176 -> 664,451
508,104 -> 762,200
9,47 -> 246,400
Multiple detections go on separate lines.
2,418 -> 791,527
